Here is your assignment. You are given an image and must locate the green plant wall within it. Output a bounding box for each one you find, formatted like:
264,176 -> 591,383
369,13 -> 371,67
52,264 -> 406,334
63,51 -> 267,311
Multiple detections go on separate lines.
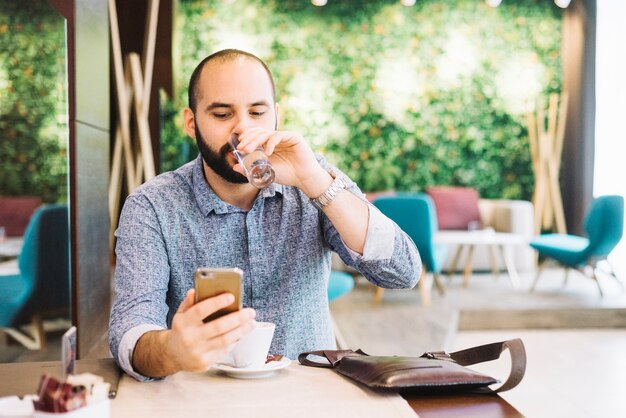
163,0 -> 562,199
0,0 -> 68,203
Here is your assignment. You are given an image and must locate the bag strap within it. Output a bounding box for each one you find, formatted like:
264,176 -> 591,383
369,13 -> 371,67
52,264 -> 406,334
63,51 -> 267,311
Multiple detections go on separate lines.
447,338 -> 526,393
298,349 -> 368,368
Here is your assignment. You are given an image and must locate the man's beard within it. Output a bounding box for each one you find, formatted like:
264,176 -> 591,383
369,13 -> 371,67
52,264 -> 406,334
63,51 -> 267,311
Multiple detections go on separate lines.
195,125 -> 248,184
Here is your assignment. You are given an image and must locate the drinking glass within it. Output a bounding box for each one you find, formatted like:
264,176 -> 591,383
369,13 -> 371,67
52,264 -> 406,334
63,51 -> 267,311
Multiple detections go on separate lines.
228,134 -> 275,189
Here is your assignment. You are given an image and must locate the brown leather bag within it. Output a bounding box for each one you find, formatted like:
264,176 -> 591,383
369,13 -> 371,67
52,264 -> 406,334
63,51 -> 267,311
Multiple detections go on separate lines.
298,339 -> 526,394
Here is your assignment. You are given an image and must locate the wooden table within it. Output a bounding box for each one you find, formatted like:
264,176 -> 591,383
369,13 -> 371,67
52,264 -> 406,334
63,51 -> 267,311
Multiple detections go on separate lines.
0,359 -> 524,417
435,230 -> 525,288
405,392 -> 524,418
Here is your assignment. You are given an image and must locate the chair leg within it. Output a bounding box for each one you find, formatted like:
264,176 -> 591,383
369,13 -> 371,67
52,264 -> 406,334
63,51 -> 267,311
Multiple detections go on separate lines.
604,259 -> 625,292
590,267 -> 605,298
0,327 -> 41,350
530,259 -> 547,292
418,269 -> 431,307
562,268 -> 570,287
462,245 -> 476,288
373,286 -> 384,304
433,273 -> 446,296
447,245 -> 464,281
488,244 -> 500,279
32,314 -> 47,350
500,244 -> 521,289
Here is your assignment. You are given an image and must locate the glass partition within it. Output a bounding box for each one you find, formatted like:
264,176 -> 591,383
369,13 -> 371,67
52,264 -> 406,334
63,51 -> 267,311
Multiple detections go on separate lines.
0,0 -> 70,361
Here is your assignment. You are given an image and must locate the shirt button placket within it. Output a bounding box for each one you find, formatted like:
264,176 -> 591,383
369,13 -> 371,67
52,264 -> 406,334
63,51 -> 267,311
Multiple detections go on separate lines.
246,201 -> 264,306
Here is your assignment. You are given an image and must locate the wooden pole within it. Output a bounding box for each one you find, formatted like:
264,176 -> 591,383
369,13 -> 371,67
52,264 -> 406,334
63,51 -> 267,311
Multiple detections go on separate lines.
107,0 -> 160,253
527,92 -> 568,235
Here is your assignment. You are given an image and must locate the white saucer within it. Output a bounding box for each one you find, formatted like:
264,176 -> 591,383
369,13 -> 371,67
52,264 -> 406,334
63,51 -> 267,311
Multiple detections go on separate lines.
212,357 -> 291,379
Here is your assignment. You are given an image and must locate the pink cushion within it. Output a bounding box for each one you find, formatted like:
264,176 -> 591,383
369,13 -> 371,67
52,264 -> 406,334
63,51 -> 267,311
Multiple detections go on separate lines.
0,196 -> 43,236
426,187 -> 481,230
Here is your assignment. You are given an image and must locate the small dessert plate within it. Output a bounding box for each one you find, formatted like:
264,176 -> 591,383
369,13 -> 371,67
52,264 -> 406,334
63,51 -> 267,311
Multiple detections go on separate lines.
212,357 -> 290,379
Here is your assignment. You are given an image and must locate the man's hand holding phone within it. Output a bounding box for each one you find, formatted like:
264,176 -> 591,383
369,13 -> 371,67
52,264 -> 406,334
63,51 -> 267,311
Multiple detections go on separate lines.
164,288 -> 256,373
131,268 -> 256,377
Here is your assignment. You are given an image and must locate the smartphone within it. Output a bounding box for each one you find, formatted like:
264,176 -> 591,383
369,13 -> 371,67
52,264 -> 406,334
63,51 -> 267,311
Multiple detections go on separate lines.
194,267 -> 243,322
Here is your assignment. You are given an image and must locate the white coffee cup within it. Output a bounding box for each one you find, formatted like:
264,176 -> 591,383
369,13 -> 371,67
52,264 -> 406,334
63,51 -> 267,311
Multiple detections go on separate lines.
222,322 -> 275,368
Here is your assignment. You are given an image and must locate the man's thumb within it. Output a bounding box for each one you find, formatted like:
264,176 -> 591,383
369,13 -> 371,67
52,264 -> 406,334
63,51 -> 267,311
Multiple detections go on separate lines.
177,289 -> 195,313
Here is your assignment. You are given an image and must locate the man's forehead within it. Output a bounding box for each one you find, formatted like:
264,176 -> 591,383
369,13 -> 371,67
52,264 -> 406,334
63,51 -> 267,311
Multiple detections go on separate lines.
203,55 -> 254,71
201,58 -> 271,86
197,57 -> 274,104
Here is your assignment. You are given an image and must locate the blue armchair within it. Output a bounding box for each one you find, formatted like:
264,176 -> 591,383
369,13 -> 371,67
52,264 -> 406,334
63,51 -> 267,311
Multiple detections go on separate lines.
373,193 -> 448,305
328,270 -> 354,349
328,271 -> 354,302
530,195 -> 624,296
0,204 -> 70,349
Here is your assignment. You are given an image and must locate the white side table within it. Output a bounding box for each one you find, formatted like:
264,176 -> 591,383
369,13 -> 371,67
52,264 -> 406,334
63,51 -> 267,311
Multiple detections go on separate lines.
435,229 -> 526,288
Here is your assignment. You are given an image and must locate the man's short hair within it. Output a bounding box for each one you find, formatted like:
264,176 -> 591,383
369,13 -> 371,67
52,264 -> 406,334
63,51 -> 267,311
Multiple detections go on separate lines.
187,49 -> 277,113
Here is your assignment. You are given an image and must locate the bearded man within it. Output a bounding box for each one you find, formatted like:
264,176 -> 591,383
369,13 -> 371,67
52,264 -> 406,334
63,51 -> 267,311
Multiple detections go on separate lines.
109,49 -> 421,381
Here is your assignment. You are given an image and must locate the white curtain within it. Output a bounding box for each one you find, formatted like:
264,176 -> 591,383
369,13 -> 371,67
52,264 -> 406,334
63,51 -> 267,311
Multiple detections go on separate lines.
594,0 -> 626,276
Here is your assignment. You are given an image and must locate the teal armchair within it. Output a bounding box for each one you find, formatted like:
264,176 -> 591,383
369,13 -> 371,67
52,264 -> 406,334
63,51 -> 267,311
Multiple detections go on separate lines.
328,270 -> 354,349
0,204 -> 70,349
530,195 -> 624,296
373,193 -> 448,304
328,271 -> 354,302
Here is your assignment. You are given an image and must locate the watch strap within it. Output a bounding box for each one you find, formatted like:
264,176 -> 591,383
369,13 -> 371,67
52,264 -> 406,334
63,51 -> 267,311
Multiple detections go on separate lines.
311,170 -> 348,210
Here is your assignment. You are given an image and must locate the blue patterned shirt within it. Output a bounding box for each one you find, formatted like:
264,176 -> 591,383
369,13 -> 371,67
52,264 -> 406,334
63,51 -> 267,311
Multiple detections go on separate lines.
109,155 -> 421,380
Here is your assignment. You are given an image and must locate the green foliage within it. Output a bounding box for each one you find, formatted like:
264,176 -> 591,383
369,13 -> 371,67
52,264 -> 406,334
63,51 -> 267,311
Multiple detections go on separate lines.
159,89 -> 196,173
163,0 -> 562,199
0,0 -> 68,203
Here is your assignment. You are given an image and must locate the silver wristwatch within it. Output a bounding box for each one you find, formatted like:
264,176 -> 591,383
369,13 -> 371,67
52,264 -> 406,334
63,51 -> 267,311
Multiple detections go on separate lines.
311,169 -> 348,211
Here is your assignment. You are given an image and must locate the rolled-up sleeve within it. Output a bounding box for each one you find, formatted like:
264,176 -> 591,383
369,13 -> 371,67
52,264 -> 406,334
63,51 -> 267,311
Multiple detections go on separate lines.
330,201 -> 421,289
317,164 -> 421,289
117,324 -> 165,382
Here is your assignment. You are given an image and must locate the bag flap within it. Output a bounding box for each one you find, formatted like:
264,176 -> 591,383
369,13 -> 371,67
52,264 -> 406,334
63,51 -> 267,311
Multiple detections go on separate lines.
335,356 -> 498,390
298,338 -> 526,393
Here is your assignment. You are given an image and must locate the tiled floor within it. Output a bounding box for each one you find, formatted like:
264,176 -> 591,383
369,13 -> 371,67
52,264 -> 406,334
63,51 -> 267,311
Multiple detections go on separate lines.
453,329 -> 626,418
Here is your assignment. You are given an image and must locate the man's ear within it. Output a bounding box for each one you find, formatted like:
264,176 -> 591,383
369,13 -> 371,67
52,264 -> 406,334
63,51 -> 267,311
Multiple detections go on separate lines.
183,107 -> 196,138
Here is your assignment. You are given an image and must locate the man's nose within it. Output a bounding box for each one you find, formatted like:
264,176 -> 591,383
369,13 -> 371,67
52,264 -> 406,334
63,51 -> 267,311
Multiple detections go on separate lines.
232,114 -> 251,135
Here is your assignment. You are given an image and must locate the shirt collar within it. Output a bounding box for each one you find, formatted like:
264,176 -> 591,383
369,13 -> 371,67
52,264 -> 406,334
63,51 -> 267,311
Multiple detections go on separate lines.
192,155 -> 283,215
261,182 -> 284,198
